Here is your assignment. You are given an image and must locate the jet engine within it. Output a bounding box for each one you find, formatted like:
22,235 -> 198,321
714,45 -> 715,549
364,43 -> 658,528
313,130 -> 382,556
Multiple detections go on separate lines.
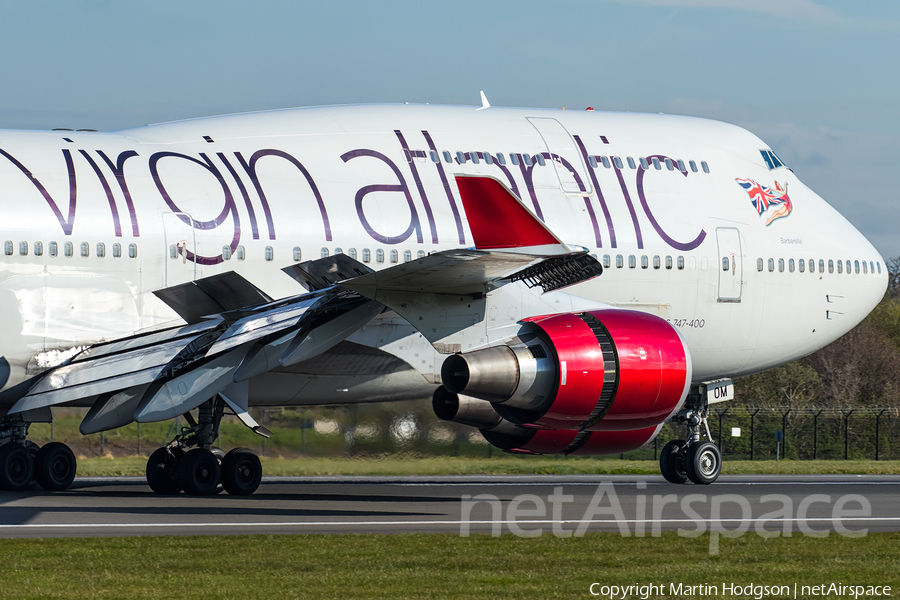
440,309 -> 691,433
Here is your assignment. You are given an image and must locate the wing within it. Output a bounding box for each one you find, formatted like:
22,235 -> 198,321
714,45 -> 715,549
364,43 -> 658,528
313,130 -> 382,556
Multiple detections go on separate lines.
6,175 -> 602,434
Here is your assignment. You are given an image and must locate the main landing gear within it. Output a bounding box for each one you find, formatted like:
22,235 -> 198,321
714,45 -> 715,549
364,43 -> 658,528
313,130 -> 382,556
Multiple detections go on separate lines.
0,415 -> 77,492
659,400 -> 722,485
146,396 -> 265,496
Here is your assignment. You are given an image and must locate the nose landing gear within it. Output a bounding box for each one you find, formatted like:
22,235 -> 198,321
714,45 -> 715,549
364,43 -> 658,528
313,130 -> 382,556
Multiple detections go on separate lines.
660,399 -> 722,485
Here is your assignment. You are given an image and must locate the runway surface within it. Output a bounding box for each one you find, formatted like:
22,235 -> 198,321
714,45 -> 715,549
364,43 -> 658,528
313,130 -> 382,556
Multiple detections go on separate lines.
0,474 -> 898,538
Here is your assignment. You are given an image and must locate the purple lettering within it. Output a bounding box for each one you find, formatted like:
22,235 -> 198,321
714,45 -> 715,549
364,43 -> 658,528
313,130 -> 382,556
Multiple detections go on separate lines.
636,155 -> 706,251
0,148 -> 77,235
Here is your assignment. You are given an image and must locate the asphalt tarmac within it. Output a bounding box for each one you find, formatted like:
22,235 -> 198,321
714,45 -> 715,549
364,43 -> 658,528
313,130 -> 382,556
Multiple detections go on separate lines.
0,474 -> 897,538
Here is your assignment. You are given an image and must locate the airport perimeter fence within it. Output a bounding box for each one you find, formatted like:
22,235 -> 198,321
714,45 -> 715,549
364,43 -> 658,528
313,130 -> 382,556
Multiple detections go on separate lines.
21,404 -> 900,461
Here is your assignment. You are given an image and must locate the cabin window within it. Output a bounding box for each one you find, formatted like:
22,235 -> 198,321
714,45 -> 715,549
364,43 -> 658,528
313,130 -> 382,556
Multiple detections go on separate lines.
602,254 -> 611,268
628,255 -> 636,269
223,246 -> 232,260
701,161 -> 710,173
417,250 -> 425,259
497,153 -> 507,165
877,262 -> 882,274
837,259 -> 843,274
19,242 -> 28,256
50,242 -> 58,257
321,247 -> 329,258
403,250 -> 412,262
799,259 -> 805,273
334,247 -> 343,255
265,246 -> 274,261
828,259 -> 834,274
80,242 -> 89,258
292,247 -> 301,261
588,156 -> 598,169
627,157 -> 637,169
128,244 -> 137,259
723,257 -> 730,272
870,261 -> 875,274
601,156 -> 611,169
613,156 -> 623,170
96,243 -> 105,258
64,242 -> 74,258
778,258 -> 785,273
535,154 -> 546,167
689,160 -> 698,173
169,244 -> 178,259
665,255 -> 673,270
376,249 -> 384,263
664,158 -> 674,171
402,149 -> 412,163
677,159 -> 686,172
863,261 -> 868,274
768,258 -> 774,272
362,248 -> 371,263
616,254 -> 624,268
653,255 -> 660,269
442,151 -> 452,163
429,150 -> 439,163
3,241 -> 11,256
470,152 -> 480,165
757,258 -> 764,272
789,258 -> 795,273
510,154 -> 520,166
456,151 -> 466,164
349,248 -> 357,260
640,157 -> 649,170
854,260 -> 860,274
651,157 -> 661,170
677,256 -> 685,270
641,255 -> 648,269
112,243 -> 121,258
845,260 -> 851,274
390,250 -> 399,264
483,153 -> 493,165
34,241 -> 43,257
235,245 -> 244,261
818,259 -> 825,273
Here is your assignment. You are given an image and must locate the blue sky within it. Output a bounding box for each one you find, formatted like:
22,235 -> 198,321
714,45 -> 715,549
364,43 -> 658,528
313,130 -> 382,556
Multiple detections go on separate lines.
1,0 -> 897,258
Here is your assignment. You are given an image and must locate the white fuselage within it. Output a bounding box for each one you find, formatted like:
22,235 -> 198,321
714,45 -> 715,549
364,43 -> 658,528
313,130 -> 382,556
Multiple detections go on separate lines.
0,104 -> 887,401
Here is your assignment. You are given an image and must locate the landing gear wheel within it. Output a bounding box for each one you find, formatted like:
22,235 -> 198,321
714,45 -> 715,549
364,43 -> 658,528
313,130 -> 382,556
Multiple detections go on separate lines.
221,448 -> 262,496
178,448 -> 221,496
685,441 -> 721,485
0,443 -> 35,491
659,440 -> 688,484
35,442 -> 77,491
146,447 -> 182,495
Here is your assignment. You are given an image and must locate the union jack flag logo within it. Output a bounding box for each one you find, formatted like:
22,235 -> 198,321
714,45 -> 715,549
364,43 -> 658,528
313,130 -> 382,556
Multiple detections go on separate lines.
735,178 -> 792,226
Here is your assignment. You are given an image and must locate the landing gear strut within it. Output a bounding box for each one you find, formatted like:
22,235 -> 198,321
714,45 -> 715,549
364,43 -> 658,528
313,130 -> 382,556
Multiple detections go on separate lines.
145,396 -> 264,496
659,393 -> 722,485
0,414 -> 77,492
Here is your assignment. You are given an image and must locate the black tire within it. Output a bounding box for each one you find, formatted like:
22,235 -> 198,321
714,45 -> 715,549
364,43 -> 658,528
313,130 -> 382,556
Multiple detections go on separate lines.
659,440 -> 688,484
221,448 -> 262,496
35,442 -> 77,491
146,447 -> 182,495
0,443 -> 35,491
685,441 -> 721,485
178,448 -> 221,496
24,441 -> 40,489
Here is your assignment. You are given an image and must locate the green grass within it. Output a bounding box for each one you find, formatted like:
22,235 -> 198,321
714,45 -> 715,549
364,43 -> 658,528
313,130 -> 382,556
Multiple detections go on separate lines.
0,532 -> 897,599
73,455 -> 900,477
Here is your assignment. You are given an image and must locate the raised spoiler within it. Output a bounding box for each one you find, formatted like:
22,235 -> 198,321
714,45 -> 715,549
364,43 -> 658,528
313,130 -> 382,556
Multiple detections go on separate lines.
6,176 -> 603,434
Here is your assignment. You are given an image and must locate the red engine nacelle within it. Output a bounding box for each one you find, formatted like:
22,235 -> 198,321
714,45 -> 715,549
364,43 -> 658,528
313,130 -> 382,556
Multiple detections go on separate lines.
440,309 -> 691,432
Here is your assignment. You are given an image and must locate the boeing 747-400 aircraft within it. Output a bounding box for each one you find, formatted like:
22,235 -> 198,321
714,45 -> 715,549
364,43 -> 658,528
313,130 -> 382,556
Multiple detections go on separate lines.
0,98 -> 886,495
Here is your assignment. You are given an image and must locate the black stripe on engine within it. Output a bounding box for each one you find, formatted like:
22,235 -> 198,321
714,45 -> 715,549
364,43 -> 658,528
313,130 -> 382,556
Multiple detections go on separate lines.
577,313 -> 619,429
